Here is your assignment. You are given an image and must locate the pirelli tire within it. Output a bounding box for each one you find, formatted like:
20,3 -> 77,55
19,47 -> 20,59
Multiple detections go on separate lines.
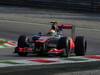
17,35 -> 29,56
57,37 -> 70,57
75,36 -> 87,56
17,35 -> 29,48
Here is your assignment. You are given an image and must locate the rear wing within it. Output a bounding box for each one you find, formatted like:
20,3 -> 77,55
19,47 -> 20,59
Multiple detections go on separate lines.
56,24 -> 73,29
56,24 -> 75,39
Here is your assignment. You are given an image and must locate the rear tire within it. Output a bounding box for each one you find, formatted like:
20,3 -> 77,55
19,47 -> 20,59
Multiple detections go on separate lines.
57,37 -> 69,57
17,35 -> 29,47
75,36 -> 87,56
57,37 -> 67,49
16,35 -> 29,56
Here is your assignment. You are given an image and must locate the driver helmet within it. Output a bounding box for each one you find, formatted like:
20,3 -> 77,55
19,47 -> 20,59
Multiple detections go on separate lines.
50,21 -> 58,25
48,29 -> 57,36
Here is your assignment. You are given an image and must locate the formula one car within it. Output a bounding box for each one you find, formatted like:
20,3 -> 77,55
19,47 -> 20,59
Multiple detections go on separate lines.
14,21 -> 87,57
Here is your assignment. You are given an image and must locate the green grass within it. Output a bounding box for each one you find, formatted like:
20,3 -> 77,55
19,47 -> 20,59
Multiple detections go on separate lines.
0,40 -> 7,45
0,61 -> 23,64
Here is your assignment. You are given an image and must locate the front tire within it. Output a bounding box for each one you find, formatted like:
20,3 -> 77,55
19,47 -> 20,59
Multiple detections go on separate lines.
57,37 -> 70,57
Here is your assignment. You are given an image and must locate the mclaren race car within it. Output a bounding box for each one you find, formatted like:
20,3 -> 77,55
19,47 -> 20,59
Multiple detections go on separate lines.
14,21 -> 87,57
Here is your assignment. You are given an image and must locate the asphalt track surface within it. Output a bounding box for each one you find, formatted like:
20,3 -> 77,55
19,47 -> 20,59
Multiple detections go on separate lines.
0,6 -> 100,75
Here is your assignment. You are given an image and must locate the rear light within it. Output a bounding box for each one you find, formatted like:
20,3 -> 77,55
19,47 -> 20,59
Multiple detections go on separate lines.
18,48 -> 33,52
19,48 -> 26,52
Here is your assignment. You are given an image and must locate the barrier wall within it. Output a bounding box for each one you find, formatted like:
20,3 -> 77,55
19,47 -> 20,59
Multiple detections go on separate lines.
0,0 -> 100,11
